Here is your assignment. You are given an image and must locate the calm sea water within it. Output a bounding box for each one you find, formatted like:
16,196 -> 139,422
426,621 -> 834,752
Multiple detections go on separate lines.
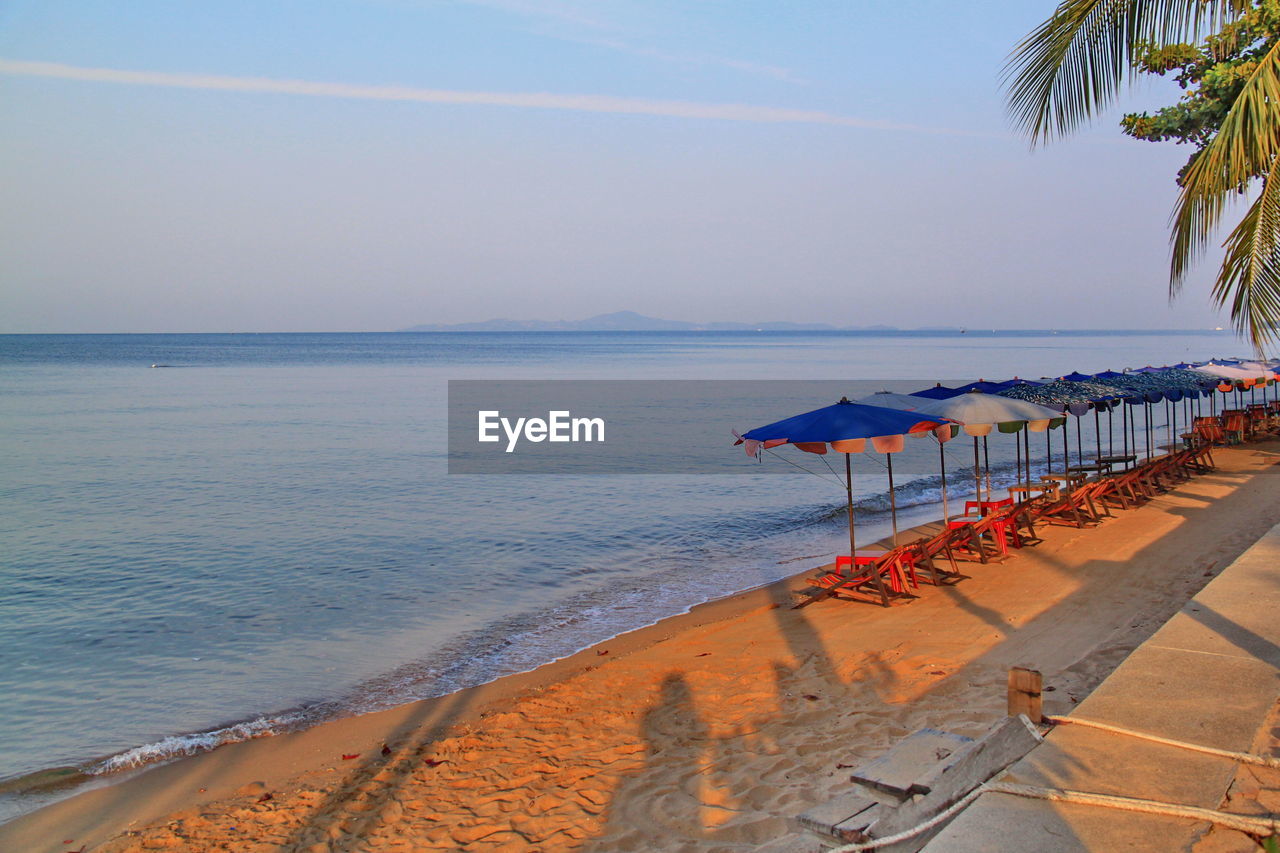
0,330 -> 1240,819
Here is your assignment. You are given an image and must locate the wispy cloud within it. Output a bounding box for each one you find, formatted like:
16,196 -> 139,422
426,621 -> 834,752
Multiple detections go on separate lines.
0,59 -> 990,136
420,0 -> 803,82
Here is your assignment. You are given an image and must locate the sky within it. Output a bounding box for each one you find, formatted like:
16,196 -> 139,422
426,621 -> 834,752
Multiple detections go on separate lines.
0,0 -> 1240,332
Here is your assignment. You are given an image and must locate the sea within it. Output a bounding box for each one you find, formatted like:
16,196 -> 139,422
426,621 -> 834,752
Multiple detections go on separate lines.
0,329 -> 1245,820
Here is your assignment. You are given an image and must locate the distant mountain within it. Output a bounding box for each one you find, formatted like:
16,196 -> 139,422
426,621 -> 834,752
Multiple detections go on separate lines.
399,311 -> 894,332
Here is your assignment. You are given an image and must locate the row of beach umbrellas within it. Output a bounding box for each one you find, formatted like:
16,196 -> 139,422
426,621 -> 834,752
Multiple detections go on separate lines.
735,359 -> 1280,606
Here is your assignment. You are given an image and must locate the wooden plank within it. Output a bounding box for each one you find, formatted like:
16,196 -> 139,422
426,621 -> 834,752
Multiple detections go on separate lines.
849,728 -> 974,798
832,803 -> 884,843
1007,667 -> 1043,723
870,715 -> 1044,853
755,831 -> 827,852
792,792 -> 880,840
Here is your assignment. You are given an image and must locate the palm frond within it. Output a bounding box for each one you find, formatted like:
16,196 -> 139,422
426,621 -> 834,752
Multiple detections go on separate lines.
1004,0 -> 1246,143
1215,159 -> 1280,349
1171,38 -> 1280,290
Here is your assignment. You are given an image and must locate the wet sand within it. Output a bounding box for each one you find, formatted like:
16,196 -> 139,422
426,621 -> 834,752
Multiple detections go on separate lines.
4,442 -> 1279,853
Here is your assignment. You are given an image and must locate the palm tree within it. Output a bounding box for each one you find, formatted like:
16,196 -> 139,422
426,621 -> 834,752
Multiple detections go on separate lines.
1004,0 -> 1280,350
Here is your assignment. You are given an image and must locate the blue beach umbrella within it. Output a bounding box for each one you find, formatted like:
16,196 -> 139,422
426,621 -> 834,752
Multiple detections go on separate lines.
911,384 -> 965,400
737,398 -> 952,606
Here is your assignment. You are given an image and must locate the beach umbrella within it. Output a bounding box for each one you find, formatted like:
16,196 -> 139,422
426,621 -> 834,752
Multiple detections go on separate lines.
852,391 -> 929,410
855,392 -> 959,523
1192,363 -> 1271,409
736,399 -> 952,606
1000,379 -> 1115,471
911,384 -> 965,400
910,393 -> 1062,509
951,378 -> 1041,394
853,392 -> 955,534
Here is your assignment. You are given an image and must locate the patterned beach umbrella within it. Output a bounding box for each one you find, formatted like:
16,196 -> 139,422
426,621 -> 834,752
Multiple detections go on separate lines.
998,379 -> 1118,414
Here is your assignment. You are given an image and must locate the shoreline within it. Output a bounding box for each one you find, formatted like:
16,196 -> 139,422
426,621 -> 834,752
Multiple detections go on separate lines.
1,485 -> 964,812
0,526 -> 844,837
4,443 -> 1279,851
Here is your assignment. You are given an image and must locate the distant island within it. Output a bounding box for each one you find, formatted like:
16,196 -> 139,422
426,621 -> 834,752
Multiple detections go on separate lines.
399,310 -> 917,333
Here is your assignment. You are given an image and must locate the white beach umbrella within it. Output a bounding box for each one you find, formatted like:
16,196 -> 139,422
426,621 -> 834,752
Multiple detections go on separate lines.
1194,363 -> 1272,380
911,393 -> 1064,506
852,391 -> 929,410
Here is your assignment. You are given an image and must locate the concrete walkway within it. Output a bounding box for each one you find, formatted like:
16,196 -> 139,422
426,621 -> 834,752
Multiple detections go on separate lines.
922,521 -> 1280,852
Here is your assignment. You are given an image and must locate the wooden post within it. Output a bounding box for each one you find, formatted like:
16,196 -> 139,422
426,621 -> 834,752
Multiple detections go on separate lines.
1007,667 -> 1042,724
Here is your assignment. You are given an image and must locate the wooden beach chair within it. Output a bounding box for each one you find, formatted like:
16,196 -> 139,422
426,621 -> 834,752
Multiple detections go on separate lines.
1000,498 -> 1044,548
947,511 -> 1017,561
1093,468 -> 1150,511
1192,416 -> 1226,447
1188,441 -> 1216,472
902,527 -> 969,586
795,547 -> 915,608
1223,411 -> 1247,444
1034,481 -> 1105,528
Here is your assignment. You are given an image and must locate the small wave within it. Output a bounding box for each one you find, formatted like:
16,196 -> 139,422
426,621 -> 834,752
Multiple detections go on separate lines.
70,462 -> 1048,782
87,713 -> 306,775
807,461 -> 1034,519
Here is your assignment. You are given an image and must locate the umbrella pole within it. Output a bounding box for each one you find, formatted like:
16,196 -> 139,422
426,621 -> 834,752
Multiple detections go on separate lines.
1075,414 -> 1083,467
1045,427 -> 1052,476
1024,427 -> 1031,490
846,453 -> 889,607
1062,415 -> 1070,474
972,437 -> 981,504
1122,403 -> 1129,457
983,435 -> 992,500
939,439 -> 950,525
1145,403 -> 1152,459
1093,408 -> 1101,461
1130,403 -> 1138,455
887,453 -> 899,547
1015,428 -> 1022,492
1108,406 -> 1114,457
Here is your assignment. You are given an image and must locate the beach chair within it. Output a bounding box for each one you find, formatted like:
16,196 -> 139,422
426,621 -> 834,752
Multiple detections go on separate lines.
947,511 -> 1018,560
1133,456 -> 1179,494
1192,417 -> 1226,447
1034,481 -> 1104,528
1223,411 -> 1247,444
1002,499 -> 1044,548
1188,441 -> 1216,472
902,527 -> 968,586
1093,468 -> 1149,511
942,520 -> 993,564
795,547 -> 915,608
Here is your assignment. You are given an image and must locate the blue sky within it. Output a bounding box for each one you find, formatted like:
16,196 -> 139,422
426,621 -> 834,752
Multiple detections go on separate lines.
0,1 -> 1236,332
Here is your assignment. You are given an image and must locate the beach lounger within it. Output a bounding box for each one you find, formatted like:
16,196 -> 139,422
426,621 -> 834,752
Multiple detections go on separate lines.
795,547 -> 915,608
1034,481 -> 1104,528
1093,468 -> 1150,510
902,527 -> 968,586
947,513 -> 1014,561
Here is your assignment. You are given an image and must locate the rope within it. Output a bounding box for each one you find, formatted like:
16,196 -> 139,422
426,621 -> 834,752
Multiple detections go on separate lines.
759,447 -> 845,488
1045,715 -> 1280,770
986,781 -> 1280,836
827,780 -> 1280,852
820,453 -> 843,484
827,786 -> 987,852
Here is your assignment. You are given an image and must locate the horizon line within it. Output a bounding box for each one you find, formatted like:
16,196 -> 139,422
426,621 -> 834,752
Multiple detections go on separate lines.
0,328 -> 1232,335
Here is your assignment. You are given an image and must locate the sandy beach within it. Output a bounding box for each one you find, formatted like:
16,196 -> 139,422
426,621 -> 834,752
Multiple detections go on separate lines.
3,441 -> 1278,853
